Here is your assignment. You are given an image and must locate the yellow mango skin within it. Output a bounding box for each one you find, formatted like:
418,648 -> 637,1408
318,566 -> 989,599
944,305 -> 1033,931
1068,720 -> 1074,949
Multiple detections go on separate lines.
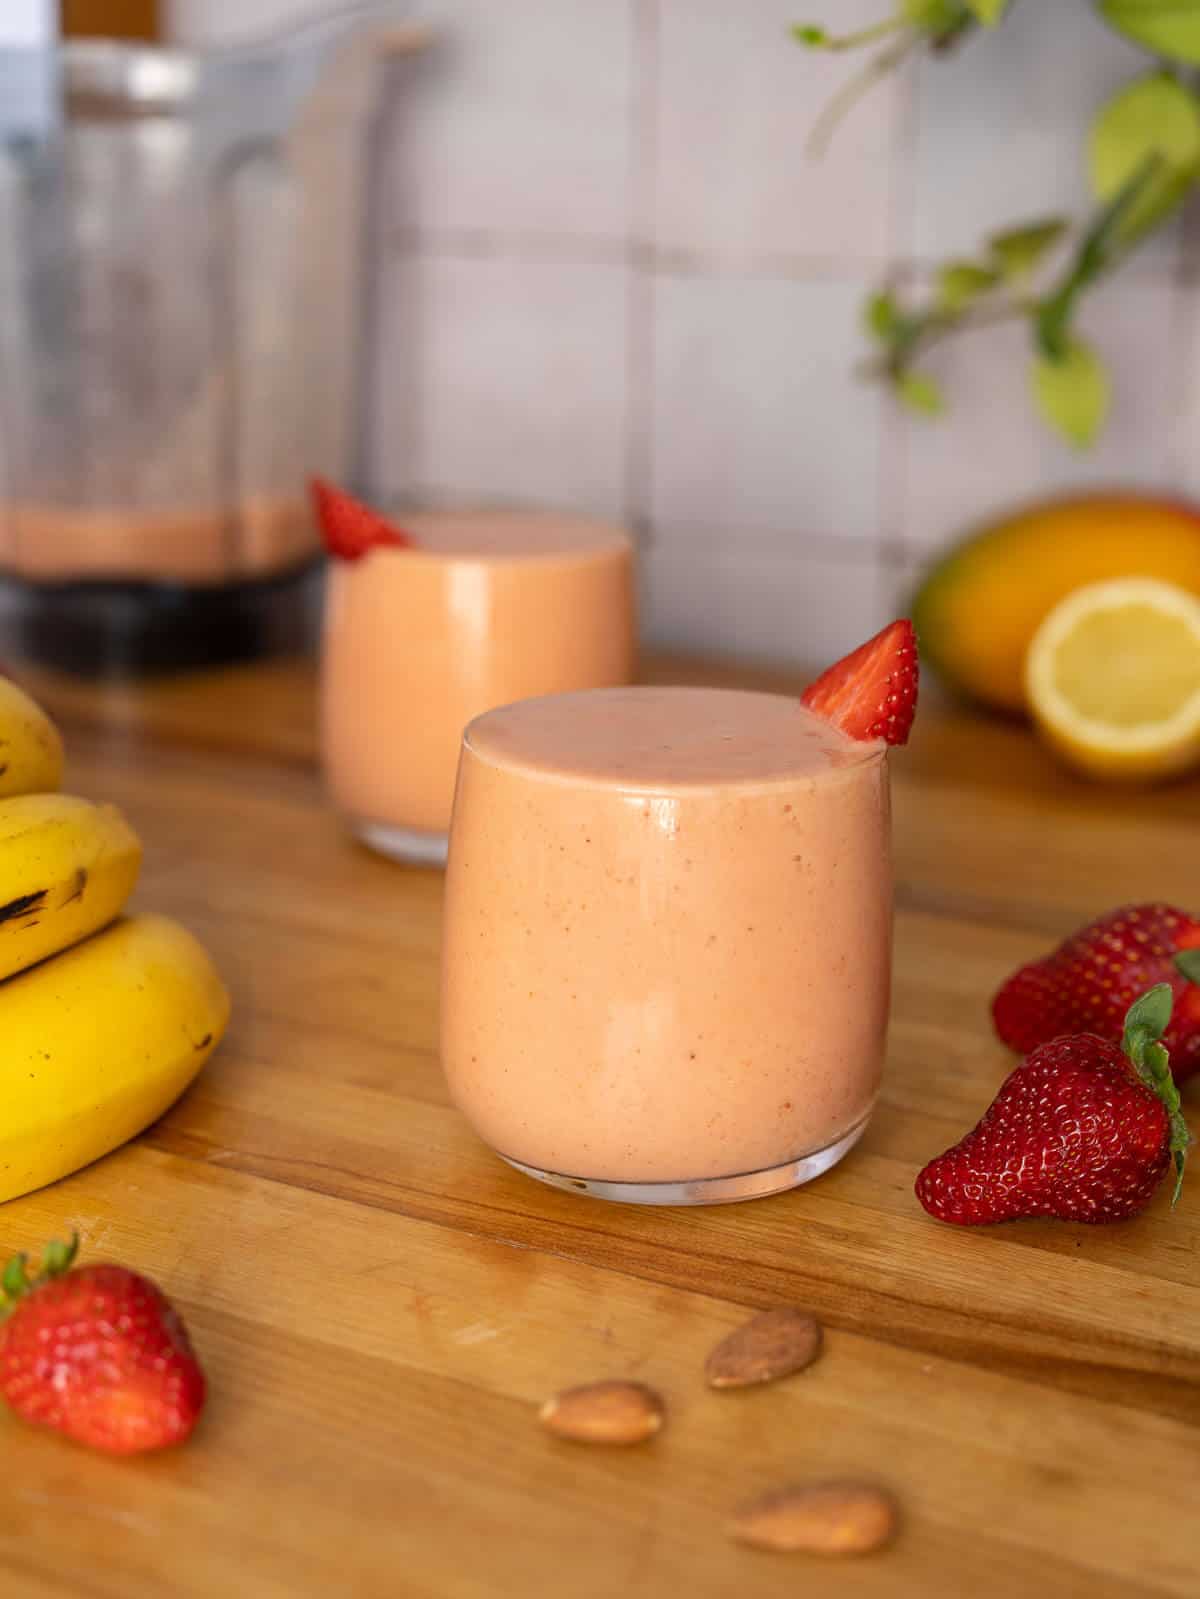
912,495 -> 1200,713
0,794 -> 142,981
0,678 -> 64,796
0,914 -> 230,1203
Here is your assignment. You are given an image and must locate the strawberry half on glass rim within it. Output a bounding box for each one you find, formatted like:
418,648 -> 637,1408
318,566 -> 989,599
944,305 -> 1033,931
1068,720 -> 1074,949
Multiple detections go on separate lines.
310,477 -> 415,561
801,619 -> 919,746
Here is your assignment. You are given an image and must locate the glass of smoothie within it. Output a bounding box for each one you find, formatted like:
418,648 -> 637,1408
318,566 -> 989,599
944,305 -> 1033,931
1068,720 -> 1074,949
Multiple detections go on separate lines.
316,481 -> 636,865
440,622 -> 918,1204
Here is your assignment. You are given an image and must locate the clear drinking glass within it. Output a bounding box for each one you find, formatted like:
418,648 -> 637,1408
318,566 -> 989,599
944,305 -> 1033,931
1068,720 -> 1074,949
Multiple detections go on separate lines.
0,4 -> 419,671
320,511 -> 636,866
441,686 -> 892,1204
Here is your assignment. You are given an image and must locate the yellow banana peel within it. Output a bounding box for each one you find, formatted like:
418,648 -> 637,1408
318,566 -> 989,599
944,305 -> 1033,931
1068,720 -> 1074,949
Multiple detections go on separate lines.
0,914 -> 230,1203
0,793 -> 142,981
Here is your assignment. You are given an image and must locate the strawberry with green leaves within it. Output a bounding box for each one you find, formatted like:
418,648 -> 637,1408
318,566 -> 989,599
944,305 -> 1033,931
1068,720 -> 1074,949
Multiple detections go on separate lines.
0,1234 -> 206,1455
917,985 -> 1192,1226
992,904 -> 1200,1082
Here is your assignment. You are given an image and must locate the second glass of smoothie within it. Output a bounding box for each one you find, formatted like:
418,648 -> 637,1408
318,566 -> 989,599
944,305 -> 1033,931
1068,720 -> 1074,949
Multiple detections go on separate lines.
321,510 -> 635,865
440,685 -> 893,1204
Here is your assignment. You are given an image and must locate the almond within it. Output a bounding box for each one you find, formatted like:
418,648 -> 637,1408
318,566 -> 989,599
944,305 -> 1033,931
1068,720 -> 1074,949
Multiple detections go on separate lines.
730,1481 -> 898,1556
704,1306 -> 822,1389
538,1380 -> 665,1445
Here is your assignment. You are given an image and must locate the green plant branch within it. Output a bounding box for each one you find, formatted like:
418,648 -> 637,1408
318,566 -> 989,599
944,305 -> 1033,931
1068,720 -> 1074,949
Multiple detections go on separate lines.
796,3 -> 990,158
806,36 -> 920,157
794,3 -> 1200,445
1035,151 -> 1166,358
855,294 -> 1035,380
792,15 -> 911,51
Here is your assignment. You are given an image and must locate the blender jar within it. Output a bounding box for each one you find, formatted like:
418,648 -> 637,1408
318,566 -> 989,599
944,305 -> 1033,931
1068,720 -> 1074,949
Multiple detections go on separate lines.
0,4 -> 419,672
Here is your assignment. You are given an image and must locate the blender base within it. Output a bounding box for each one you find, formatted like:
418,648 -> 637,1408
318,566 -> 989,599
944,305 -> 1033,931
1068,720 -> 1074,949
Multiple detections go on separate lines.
0,561 -> 323,676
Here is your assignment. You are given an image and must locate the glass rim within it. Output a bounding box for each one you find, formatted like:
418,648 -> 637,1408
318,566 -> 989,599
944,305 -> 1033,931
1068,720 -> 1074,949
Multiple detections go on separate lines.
461,700 -> 890,798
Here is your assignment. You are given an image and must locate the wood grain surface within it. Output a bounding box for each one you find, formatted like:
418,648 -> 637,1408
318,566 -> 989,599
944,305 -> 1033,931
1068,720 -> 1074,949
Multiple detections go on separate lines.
1,653 -> 1197,1599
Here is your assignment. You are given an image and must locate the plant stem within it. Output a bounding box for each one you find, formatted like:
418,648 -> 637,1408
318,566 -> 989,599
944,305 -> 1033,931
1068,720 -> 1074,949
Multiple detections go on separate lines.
855,294 -> 1034,379
1035,152 -> 1165,358
807,35 -> 918,158
804,14 -> 911,52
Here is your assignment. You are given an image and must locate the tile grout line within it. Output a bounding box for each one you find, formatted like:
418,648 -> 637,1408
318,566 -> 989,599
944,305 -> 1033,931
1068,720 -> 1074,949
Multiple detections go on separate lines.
395,221 -> 982,282
624,0 -> 660,551
646,531 -> 888,565
1164,202 -> 1200,489
881,39 -> 921,578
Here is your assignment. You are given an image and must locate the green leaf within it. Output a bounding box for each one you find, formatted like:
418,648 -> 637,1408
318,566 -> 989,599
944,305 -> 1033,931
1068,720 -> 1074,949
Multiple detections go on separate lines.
864,291 -> 902,341
988,218 -> 1069,279
964,0 -> 1009,21
1,1253 -> 27,1304
1030,340 -> 1110,448
792,23 -> 830,46
935,260 -> 1000,311
1123,982 -> 1174,1051
1090,73 -> 1200,198
903,0 -> 964,27
40,1233 -> 79,1279
897,370 -> 945,415
1099,0 -> 1200,65
1176,949 -> 1200,984
1119,983 -> 1191,1205
1089,72 -> 1200,242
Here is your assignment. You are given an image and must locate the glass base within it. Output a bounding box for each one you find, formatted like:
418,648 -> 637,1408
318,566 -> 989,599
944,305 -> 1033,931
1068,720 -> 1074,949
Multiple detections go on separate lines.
350,817 -> 448,868
500,1116 -> 870,1207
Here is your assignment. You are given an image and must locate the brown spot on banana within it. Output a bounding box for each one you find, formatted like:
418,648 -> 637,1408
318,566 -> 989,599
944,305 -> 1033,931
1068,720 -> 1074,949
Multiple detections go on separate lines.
62,868 -> 88,905
0,890 -> 47,923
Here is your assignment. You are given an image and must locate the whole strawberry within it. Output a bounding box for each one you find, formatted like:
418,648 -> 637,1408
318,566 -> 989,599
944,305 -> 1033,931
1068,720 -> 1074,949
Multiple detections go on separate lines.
992,903 -> 1200,1082
917,985 -> 1191,1225
0,1235 -> 206,1454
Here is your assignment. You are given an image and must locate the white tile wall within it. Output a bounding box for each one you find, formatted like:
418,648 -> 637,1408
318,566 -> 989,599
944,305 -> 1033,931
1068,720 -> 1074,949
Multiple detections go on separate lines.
371,251 -> 629,519
166,0 -> 313,46
395,0 -> 634,240
652,0 -> 899,264
898,273 -> 1186,551
641,542 -> 891,668
909,2 -> 1169,267
167,0 -> 1200,668
0,0 -> 54,48
649,272 -> 884,544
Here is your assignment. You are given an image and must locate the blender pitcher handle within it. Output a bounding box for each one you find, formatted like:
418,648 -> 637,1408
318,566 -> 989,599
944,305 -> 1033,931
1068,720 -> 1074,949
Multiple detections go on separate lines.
202,2 -> 430,132
203,4 -> 430,578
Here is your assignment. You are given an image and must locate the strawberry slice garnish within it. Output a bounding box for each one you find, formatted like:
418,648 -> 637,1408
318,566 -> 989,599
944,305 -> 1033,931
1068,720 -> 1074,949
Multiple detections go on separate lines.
310,477 -> 414,561
801,619 -> 919,745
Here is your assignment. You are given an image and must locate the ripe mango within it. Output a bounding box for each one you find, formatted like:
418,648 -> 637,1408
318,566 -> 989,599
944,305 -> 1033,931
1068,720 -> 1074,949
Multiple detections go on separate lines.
911,494 -> 1200,713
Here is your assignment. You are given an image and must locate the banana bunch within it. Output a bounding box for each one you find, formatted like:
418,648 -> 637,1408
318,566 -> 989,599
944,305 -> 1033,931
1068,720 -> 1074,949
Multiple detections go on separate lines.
0,679 -> 229,1203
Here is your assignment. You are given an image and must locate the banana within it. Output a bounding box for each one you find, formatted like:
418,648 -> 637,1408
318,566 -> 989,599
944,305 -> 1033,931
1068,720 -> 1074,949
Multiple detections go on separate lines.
0,678 -> 64,797
0,793 -> 142,982
0,913 -> 230,1203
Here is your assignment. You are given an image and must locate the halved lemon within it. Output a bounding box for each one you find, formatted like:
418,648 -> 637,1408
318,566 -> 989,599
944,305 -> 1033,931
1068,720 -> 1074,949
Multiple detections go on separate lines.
1025,576 -> 1200,781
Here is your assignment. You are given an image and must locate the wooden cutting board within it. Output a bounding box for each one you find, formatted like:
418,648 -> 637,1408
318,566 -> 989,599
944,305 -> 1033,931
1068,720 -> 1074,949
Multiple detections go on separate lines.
0,653 -> 1196,1599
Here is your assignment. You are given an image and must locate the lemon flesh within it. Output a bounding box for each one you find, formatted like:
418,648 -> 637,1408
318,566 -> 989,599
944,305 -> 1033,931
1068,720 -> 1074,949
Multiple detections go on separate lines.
1026,578 -> 1200,781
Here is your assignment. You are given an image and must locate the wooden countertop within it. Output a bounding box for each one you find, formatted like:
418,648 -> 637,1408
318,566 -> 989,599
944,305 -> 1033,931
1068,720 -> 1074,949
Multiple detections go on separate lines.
2,653 -> 1197,1599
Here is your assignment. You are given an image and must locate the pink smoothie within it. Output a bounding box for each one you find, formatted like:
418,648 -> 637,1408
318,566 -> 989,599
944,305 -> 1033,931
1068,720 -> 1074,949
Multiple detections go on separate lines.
1,498 -> 313,582
320,512 -> 635,851
441,686 -> 892,1195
